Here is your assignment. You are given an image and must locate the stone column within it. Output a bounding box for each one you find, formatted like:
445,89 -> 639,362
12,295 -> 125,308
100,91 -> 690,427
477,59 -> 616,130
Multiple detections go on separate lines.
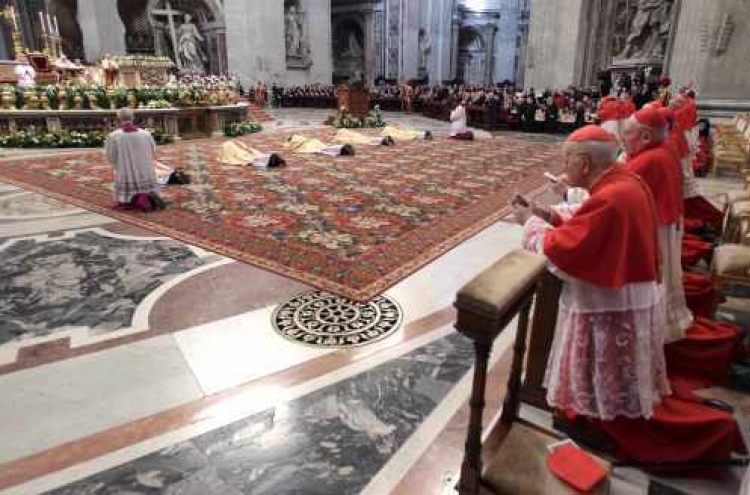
483,23 -> 496,84
78,0 -> 126,62
363,9 -> 376,86
450,12 -> 461,79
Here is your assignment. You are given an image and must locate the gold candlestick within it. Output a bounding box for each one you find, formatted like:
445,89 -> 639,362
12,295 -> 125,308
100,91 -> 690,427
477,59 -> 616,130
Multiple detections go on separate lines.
11,28 -> 26,61
42,34 -> 51,57
2,6 -> 26,61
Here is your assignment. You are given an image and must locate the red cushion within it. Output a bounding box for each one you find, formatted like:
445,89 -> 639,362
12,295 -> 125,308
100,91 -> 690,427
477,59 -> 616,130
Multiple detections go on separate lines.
682,234 -> 713,267
665,317 -> 741,388
683,272 -> 721,318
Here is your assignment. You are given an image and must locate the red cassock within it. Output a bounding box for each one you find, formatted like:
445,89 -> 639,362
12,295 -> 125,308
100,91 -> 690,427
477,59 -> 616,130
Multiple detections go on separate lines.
543,165 -> 660,289
627,144 -> 684,224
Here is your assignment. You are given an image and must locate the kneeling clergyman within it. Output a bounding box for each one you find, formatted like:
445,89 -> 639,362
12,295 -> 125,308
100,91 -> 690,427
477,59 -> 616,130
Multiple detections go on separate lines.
105,108 -> 161,205
512,125 -> 670,421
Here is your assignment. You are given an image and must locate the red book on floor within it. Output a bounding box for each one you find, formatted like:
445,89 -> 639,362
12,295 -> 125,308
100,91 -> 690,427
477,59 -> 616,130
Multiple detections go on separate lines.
547,443 -> 607,492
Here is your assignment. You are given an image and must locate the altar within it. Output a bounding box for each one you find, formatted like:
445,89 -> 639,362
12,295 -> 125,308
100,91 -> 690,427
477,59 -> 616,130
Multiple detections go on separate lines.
337,85 -> 370,120
0,104 -> 249,140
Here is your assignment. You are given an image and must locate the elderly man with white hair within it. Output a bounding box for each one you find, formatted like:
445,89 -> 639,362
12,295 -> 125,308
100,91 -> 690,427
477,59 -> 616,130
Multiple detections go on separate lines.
512,125 -> 670,422
105,108 -> 160,207
622,106 -> 692,343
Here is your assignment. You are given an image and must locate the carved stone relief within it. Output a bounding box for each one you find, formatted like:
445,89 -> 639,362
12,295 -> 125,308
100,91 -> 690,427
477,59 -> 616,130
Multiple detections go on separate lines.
614,0 -> 675,62
285,0 -> 312,69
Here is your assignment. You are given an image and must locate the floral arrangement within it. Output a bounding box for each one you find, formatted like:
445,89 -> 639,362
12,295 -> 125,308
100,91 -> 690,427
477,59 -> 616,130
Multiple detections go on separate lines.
223,119 -> 263,137
146,128 -> 175,145
0,130 -> 106,148
0,128 -> 175,148
332,106 -> 386,129
146,100 -> 172,109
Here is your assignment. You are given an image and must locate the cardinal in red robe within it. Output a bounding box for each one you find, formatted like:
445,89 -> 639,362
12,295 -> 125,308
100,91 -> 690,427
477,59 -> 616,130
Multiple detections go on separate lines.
622,106 -> 693,343
513,125 -> 670,420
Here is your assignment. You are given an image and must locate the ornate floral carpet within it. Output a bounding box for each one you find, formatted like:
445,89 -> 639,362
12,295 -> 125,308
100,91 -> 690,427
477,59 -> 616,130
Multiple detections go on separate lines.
0,130 -> 560,301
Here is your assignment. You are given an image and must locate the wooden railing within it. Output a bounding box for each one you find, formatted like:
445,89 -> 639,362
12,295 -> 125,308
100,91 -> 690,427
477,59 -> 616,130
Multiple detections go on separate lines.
453,249 -> 563,494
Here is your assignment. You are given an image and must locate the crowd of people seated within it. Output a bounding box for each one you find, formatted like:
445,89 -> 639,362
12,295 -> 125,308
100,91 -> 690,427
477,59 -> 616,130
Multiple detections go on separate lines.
244,77 -> 682,135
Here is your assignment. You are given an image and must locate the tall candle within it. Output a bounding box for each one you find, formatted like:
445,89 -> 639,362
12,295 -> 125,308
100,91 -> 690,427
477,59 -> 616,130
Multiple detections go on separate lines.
53,16 -> 60,37
10,7 -> 18,30
46,13 -> 54,37
39,11 -> 46,34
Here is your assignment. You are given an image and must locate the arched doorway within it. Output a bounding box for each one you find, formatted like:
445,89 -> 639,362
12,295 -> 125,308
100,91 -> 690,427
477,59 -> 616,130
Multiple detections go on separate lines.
332,18 -> 365,85
458,27 -> 485,84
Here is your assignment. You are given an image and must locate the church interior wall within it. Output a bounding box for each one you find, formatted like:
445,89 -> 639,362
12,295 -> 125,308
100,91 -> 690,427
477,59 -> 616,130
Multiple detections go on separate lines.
225,0 -> 332,87
524,0 -> 583,91
78,0 -> 126,62
670,0 -> 750,103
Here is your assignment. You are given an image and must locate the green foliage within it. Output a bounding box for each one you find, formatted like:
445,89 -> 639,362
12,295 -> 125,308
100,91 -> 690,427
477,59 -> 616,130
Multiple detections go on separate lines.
333,106 -> 386,129
147,128 -> 175,145
0,129 -> 106,148
0,128 -> 175,148
223,119 -> 263,137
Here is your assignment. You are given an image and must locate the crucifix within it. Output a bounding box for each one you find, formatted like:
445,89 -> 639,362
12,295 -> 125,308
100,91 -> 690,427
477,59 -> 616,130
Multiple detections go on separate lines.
152,1 -> 183,69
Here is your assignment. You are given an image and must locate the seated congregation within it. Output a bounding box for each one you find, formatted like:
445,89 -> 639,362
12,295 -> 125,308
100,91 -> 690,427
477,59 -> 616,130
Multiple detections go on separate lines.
454,86 -> 748,493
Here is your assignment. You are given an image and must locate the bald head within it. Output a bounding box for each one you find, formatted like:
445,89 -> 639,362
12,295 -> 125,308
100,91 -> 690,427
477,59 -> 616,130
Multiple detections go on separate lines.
562,139 -> 619,189
622,116 -> 664,156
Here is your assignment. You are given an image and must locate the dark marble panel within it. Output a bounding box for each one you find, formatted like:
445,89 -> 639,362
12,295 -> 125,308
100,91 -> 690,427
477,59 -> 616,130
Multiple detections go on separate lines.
0,230 -> 206,345
48,333 -> 475,495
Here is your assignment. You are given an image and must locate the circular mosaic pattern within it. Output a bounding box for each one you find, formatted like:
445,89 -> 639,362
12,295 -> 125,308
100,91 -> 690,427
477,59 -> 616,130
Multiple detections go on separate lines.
272,290 -> 403,348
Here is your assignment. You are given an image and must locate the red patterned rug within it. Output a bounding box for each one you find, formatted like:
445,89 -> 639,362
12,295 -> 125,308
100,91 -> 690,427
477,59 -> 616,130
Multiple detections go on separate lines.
0,130 -> 560,301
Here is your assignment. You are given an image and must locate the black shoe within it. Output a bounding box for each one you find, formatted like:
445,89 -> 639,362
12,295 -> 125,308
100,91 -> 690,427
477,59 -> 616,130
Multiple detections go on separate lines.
341,144 -> 356,156
268,153 -> 286,168
385,135 -> 396,146
148,193 -> 167,211
424,131 -> 433,140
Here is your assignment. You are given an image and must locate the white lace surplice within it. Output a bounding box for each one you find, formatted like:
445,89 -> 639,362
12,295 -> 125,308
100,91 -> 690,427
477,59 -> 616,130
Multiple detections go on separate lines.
659,224 -> 693,343
523,216 -> 671,420
680,128 -> 701,199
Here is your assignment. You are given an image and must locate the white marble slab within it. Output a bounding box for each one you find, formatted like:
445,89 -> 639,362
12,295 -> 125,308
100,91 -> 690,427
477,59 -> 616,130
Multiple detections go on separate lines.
172,306 -> 332,396
0,335 -> 202,464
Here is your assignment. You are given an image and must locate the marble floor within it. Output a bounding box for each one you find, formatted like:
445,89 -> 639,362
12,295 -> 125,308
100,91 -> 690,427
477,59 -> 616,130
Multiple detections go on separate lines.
0,110 -> 746,494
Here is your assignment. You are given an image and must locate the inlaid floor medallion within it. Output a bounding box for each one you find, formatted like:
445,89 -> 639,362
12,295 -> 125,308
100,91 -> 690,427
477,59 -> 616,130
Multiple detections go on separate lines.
272,290 -> 403,348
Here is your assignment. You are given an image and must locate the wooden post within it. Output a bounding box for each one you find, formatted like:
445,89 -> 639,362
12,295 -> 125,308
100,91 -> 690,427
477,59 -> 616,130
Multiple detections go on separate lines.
458,339 -> 492,495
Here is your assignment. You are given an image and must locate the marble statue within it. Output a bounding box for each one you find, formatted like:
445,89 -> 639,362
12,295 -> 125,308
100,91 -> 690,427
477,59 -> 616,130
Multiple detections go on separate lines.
177,14 -> 207,72
617,0 -> 673,60
418,30 -> 431,72
285,4 -> 303,56
341,31 -> 363,59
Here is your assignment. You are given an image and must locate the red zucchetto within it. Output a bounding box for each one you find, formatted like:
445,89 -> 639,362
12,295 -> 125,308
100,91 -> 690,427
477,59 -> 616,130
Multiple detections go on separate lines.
567,125 -> 618,143
633,106 -> 667,129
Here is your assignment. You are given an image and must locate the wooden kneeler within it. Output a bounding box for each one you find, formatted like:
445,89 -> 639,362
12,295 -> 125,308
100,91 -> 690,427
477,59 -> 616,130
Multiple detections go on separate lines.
454,250 -> 609,494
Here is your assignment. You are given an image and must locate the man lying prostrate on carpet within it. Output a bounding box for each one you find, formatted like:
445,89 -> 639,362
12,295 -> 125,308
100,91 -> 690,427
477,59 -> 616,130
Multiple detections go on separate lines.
285,134 -> 355,156
514,125 -> 746,473
333,128 -> 395,147
217,141 -> 286,168
105,108 -> 164,210
448,99 -> 473,141
380,125 -> 433,142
